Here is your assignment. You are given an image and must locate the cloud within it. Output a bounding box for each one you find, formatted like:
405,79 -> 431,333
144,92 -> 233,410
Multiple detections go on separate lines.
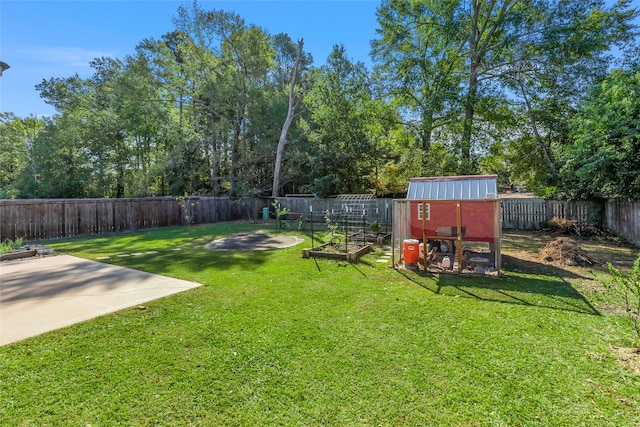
21,46 -> 119,68
1,46 -> 121,81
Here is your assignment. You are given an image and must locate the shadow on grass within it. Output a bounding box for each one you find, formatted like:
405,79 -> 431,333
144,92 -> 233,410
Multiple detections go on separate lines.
44,223 -> 270,253
396,255 -> 600,315
501,254 -> 592,280
5,240 -> 307,305
46,223 -> 307,275
101,234 -> 320,278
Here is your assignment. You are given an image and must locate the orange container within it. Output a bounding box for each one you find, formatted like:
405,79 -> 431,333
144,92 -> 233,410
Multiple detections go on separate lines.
404,239 -> 420,264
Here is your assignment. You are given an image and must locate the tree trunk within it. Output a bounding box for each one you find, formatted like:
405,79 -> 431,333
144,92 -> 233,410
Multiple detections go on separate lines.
460,1 -> 480,176
209,137 -> 221,195
459,0 -> 516,175
420,109 -> 434,153
230,95 -> 246,197
272,39 -> 304,198
460,69 -> 477,175
517,78 -> 560,184
116,165 -> 125,198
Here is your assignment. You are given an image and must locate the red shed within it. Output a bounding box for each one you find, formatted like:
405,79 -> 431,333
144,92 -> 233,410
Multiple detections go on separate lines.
392,175 -> 501,274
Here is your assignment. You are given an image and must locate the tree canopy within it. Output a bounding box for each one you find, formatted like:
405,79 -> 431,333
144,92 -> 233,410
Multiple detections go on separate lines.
1,0 -> 638,200
560,69 -> 640,200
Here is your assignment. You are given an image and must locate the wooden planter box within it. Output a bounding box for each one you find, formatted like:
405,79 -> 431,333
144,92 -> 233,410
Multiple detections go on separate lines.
351,232 -> 391,244
0,248 -> 37,261
302,242 -> 374,262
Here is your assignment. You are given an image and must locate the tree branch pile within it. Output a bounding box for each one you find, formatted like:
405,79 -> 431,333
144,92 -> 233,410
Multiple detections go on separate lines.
538,237 -> 596,267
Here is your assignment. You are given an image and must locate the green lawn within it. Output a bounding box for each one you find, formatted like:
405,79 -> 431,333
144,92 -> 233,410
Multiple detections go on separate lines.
1,223 -> 639,426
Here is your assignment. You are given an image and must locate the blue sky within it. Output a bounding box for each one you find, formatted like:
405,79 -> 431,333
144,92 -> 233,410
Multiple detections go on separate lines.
0,0 -> 380,117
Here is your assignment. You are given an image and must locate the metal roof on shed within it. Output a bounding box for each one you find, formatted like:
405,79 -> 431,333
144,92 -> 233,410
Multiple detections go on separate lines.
407,175 -> 498,200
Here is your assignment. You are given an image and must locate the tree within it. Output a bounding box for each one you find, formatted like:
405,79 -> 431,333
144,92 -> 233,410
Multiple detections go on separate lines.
371,0 -> 466,158
371,0 -> 639,182
0,114 -> 44,198
137,29 -> 223,195
304,45 -> 387,196
605,254 -> 640,348
560,69 -> 640,200
501,0 -> 639,190
457,0 -> 526,174
173,3 -> 275,196
35,74 -> 102,197
118,53 -> 171,196
27,115 -> 94,198
271,38 -> 308,198
371,0 -> 535,175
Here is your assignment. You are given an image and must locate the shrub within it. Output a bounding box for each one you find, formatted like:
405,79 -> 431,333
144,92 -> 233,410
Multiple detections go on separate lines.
606,254 -> 640,348
0,237 -> 24,254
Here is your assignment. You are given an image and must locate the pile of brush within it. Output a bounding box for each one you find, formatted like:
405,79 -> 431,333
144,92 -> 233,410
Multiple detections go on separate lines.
538,237 -> 596,266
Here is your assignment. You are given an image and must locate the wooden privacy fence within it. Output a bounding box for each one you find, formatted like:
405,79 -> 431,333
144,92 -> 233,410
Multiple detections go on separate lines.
279,197 -> 609,232
0,197 -> 266,241
501,198 -> 602,230
3,196 -> 638,245
605,200 -> 640,247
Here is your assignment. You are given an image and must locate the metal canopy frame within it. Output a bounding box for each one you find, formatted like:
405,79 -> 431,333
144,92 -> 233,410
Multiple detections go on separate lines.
332,194 -> 377,224
308,195 -> 381,248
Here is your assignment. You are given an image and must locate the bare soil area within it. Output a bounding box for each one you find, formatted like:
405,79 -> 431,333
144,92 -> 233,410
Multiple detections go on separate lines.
502,230 -> 638,274
611,346 -> 640,375
205,232 -> 303,251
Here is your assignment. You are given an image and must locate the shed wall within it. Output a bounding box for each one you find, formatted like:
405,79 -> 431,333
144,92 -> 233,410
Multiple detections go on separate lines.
409,200 -> 497,242
393,198 -> 502,273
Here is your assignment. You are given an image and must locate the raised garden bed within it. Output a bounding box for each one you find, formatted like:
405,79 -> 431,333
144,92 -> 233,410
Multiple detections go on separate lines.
0,246 -> 54,261
1,248 -> 37,261
350,231 -> 391,244
302,242 -> 374,262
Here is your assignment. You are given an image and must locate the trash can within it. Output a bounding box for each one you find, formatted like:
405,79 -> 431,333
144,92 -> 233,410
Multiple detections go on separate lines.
262,207 -> 270,220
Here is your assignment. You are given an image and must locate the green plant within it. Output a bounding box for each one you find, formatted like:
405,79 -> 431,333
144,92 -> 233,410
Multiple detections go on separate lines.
0,237 -> 24,254
370,220 -> 380,233
606,254 -> 640,347
533,185 -> 557,199
324,210 -> 340,244
235,183 -> 263,223
176,194 -> 199,231
272,200 -> 289,230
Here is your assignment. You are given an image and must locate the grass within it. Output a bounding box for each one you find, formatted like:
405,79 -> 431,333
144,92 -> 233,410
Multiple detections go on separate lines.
1,224 -> 639,426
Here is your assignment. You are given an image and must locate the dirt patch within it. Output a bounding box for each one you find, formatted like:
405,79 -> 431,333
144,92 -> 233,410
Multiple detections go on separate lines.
611,345 -> 640,375
205,232 -> 303,251
538,237 -> 596,267
598,304 -> 628,315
